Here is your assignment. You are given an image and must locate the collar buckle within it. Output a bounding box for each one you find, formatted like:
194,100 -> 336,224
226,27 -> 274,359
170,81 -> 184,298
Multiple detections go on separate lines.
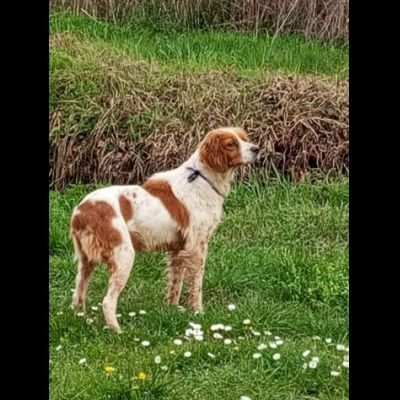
186,167 -> 225,199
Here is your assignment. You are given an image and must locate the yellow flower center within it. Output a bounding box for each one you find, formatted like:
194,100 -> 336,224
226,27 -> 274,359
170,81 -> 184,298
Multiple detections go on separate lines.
137,372 -> 147,380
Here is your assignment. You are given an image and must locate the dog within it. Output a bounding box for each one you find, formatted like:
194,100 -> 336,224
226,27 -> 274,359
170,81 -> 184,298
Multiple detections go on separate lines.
70,127 -> 259,332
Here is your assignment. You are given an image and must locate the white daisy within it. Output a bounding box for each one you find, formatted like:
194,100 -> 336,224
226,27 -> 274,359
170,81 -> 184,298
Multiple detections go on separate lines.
243,319 -> 251,325
189,322 -> 201,330
311,356 -> 320,363
56,311 -> 63,316
207,352 -> 216,359
78,358 -> 87,365
210,324 -> 225,331
302,350 -> 310,357
325,338 -> 332,344
184,351 -> 192,358
303,362 -> 308,369
141,340 -> 150,347
133,338 -> 140,342
276,339 -> 284,346
56,345 -> 62,351
185,328 -> 194,337
336,344 -> 346,351
233,346 -> 240,351
227,304 -> 236,311
252,353 -> 262,359
224,325 -> 232,332
116,314 -> 121,318
194,335 -> 204,341
269,342 -> 278,349
139,310 -> 146,315
224,339 -> 232,345
173,339 -> 183,346
264,331 -> 272,336
240,396 -> 252,400
154,356 -> 161,364
272,353 -> 281,360
308,360 -> 318,369
213,333 -> 223,340
128,312 -> 136,317
251,330 -> 261,336
86,318 -> 94,324
257,343 -> 268,351
170,350 -> 176,355
331,371 -> 340,377
161,365 -> 168,371
342,361 -> 349,368
274,336 -> 281,340
77,312 -> 84,317
238,336 -> 245,340
312,335 -> 321,340
91,306 -> 98,311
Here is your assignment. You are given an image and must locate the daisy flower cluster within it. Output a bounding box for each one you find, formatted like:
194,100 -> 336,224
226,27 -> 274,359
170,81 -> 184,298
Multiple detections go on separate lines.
184,322 -> 204,341
210,323 -> 233,341
54,300 -> 348,395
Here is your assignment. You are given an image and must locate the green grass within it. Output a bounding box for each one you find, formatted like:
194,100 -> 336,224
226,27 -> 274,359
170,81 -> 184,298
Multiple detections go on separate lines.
50,180 -> 349,399
51,13 -> 348,78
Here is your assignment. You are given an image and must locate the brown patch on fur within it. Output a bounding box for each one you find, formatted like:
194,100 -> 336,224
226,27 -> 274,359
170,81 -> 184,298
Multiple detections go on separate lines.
71,201 -> 122,263
199,130 -> 243,172
129,232 -> 146,252
119,195 -> 133,222
143,180 -> 190,230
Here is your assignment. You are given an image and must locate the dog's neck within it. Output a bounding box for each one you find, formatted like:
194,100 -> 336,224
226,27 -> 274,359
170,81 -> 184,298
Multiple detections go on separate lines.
185,150 -> 234,198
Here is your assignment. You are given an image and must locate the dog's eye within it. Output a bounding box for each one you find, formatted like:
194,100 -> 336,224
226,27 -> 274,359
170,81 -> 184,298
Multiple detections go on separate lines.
224,140 -> 237,149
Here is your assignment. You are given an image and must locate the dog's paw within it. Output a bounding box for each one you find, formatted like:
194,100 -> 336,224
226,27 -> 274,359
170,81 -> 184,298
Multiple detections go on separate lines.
108,324 -> 122,334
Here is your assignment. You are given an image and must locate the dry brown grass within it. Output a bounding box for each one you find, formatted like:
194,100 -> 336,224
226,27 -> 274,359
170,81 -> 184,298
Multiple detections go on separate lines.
50,0 -> 348,43
50,33 -> 348,190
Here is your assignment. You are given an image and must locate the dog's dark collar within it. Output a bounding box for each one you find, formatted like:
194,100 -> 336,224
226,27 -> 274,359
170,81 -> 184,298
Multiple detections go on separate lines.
186,167 -> 225,199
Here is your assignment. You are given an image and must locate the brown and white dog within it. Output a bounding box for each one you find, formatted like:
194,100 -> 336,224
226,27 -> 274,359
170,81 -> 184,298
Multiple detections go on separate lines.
70,127 -> 259,332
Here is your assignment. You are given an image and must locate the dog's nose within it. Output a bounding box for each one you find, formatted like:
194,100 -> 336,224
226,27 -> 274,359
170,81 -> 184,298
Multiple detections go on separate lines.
250,145 -> 260,154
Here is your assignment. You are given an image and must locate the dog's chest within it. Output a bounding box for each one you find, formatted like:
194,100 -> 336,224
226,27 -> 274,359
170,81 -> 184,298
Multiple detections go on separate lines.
186,193 -> 223,239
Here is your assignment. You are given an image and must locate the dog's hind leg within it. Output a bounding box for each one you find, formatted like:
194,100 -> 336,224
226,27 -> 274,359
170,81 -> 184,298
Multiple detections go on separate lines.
102,242 -> 134,333
71,235 -> 95,313
72,257 -> 95,312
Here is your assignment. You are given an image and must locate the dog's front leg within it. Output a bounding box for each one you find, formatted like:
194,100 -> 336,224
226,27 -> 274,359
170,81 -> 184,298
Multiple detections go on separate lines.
184,243 -> 208,313
166,251 -> 186,306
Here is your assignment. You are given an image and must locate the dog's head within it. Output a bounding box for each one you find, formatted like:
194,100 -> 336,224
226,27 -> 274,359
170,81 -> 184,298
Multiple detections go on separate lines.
199,127 -> 259,173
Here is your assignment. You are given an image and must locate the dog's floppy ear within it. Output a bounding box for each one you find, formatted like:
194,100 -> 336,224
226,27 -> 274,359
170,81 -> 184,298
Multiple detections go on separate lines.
199,131 -> 230,173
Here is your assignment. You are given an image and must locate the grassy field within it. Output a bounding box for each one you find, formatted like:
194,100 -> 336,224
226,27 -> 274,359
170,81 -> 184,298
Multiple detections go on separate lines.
50,179 -> 349,400
51,13 -> 348,78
